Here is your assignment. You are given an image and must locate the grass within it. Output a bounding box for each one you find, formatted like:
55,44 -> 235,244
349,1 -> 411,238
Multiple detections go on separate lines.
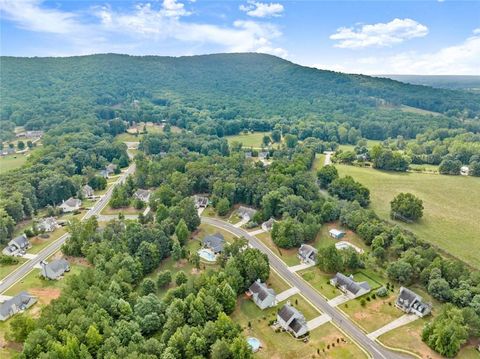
0,258 -> 27,281
299,268 -> 342,300
409,163 -> 439,173
311,153 -> 326,172
226,131 -> 269,148
116,132 -> 141,142
28,228 -> 67,254
0,155 -> 27,174
400,105 -> 441,116
313,222 -> 368,253
256,232 -> 300,267
336,164 -> 480,268
337,139 -> 382,153
283,294 -> 321,320
265,270 -> 291,293
339,292 -> 403,333
101,206 -> 143,215
231,296 -> 366,359
194,223 -> 238,244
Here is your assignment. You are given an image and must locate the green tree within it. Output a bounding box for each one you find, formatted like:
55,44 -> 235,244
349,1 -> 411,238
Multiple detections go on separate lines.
140,278 -> 157,296
175,219 -> 189,246
85,325 -> 103,355
17,141 -> 25,150
262,135 -> 271,146
387,260 -> 414,284
8,313 -> 36,342
328,176 -> 370,207
216,197 -> 230,216
317,164 -> 339,188
317,245 -> 344,273
175,271 -> 188,285
172,239 -> 182,261
285,134 -> 298,148
157,270 -> 172,288
390,193 -> 424,221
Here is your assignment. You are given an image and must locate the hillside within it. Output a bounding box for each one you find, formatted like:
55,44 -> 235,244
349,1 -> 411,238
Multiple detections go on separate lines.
1,53 -> 479,136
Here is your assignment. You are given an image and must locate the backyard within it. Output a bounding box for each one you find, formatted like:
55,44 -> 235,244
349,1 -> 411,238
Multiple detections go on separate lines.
226,131 -> 270,148
336,164 -> 480,268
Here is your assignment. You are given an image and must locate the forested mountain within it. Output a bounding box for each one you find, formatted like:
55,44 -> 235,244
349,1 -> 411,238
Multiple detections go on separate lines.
1,53 -> 479,139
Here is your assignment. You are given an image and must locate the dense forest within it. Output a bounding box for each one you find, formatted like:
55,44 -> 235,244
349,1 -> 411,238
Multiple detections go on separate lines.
1,53 -> 480,141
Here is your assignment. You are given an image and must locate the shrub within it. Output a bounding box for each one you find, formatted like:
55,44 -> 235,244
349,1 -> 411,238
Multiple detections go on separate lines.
376,287 -> 388,297
360,298 -> 366,307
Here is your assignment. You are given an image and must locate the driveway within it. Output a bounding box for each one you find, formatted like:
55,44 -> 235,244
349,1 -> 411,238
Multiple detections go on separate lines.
276,287 -> 300,302
367,314 -> 419,340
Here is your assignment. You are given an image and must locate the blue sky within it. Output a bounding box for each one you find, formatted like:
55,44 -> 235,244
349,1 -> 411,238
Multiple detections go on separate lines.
1,0 -> 479,75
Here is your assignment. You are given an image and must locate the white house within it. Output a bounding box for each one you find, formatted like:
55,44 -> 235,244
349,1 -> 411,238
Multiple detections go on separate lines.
298,244 -> 318,264
396,287 -> 431,317
237,206 -> 257,221
82,184 -> 95,199
194,195 -> 209,209
0,292 -> 37,321
277,303 -> 309,338
247,279 -> 277,310
203,233 -> 225,254
134,189 -> 151,203
2,234 -> 30,256
330,273 -> 371,298
261,218 -> 276,232
37,217 -> 59,233
59,198 -> 82,213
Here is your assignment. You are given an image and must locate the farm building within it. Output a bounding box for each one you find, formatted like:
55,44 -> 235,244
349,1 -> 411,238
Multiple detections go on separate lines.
329,229 -> 346,239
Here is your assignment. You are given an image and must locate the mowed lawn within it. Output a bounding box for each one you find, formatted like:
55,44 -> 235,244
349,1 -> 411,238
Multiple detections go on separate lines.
226,132 -> 269,148
0,154 -> 27,174
336,165 -> 480,268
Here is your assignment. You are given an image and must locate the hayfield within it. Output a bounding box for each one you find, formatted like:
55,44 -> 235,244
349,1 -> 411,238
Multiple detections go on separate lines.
336,165 -> 480,268
226,131 -> 269,148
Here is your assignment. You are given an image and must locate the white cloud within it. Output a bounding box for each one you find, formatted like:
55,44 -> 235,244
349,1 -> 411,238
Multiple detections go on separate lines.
1,0 -> 287,57
316,29 -> 480,75
239,1 -> 284,18
330,18 -> 428,49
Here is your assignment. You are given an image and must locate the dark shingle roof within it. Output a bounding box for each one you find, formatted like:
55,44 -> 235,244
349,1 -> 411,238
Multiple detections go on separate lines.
398,287 -> 420,304
203,233 -> 225,253
290,318 -> 306,334
333,273 -> 370,295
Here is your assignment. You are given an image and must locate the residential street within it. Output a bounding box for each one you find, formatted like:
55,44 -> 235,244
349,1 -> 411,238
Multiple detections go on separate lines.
201,217 -> 411,359
0,163 -> 136,294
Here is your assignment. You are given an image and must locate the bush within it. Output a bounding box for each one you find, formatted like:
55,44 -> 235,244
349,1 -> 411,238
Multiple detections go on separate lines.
157,270 -> 172,288
175,271 -> 188,286
376,287 -> 388,297
360,298 -> 366,307
0,255 -> 19,265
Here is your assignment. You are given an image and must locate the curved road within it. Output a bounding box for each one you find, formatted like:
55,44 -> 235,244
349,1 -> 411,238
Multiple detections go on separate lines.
202,217 -> 411,359
0,163 -> 136,294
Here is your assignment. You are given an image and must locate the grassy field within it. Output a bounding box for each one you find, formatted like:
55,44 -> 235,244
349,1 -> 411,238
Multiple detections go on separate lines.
101,205 -> 143,215
336,165 -> 480,268
231,296 -> 366,359
226,131 -> 269,148
28,228 -> 67,254
339,292 -> 403,333
0,258 -> 27,281
337,139 -> 382,153
300,268 -> 341,299
0,154 -> 27,174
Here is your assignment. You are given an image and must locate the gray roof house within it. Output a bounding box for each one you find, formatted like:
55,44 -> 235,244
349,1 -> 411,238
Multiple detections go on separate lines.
298,244 -> 318,265
277,304 -> 309,338
100,163 -> 117,178
330,273 -> 371,298
40,259 -> 70,280
82,184 -> 94,198
2,234 -> 30,256
258,151 -> 269,160
396,287 -> 432,317
37,217 -> 58,233
261,218 -> 276,232
59,198 -> 82,213
0,292 -> 37,321
134,189 -> 151,203
245,151 -> 252,159
247,279 -> 277,310
237,206 -> 257,221
203,233 -> 225,254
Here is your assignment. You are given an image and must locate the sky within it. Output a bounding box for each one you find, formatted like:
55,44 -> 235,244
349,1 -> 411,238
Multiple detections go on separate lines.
1,0 -> 479,75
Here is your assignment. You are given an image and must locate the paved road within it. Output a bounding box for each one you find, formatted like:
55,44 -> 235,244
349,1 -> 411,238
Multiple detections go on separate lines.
0,163 -> 136,294
202,217 -> 411,359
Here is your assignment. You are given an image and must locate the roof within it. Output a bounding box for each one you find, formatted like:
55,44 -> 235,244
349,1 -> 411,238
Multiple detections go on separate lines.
262,218 -> 275,229
278,304 -> 296,322
398,287 -> 421,304
237,206 -> 257,218
45,259 -> 69,276
249,280 -> 275,301
134,189 -> 150,201
38,217 -> 57,230
290,318 -> 307,334
258,151 -> 269,158
298,244 -> 317,258
106,163 -> 117,172
10,234 -> 29,249
333,273 -> 371,295
62,198 -> 81,208
0,292 -> 36,318
329,229 -> 345,236
203,233 -> 225,252
82,184 -> 94,194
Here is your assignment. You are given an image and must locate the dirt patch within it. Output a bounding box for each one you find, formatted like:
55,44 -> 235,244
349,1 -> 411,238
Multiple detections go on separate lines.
173,259 -> 188,268
30,287 -> 61,305
63,255 -> 91,267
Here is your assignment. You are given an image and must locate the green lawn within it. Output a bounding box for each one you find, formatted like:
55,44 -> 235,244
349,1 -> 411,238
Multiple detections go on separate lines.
336,164 -> 480,268
116,132 -> 141,142
312,153 -> 326,172
409,163 -> 439,173
299,268 -> 341,300
312,222 -> 368,253
226,132 -> 269,148
0,155 -> 27,174
338,139 -> 382,153
0,258 -> 27,281
265,270 -> 291,293
256,232 -> 300,267
339,292 -> 403,333
28,228 -> 67,254
231,296 -> 366,359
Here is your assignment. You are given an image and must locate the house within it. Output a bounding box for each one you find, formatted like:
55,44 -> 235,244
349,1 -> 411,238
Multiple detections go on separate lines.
40,259 -> 70,280
298,244 -> 318,264
237,206 -> 257,221
245,151 -> 252,159
59,198 -> 82,213
100,163 -> 117,178
134,189 -> 151,203
396,287 -> 432,317
330,273 -> 371,298
2,234 -> 30,256
37,217 -> 59,233
460,166 -> 469,176
203,233 -> 225,254
329,229 -> 346,240
247,279 -> 277,310
261,218 -> 276,232
194,195 -> 209,209
0,292 -> 37,321
277,304 -> 309,338
82,184 -> 94,199
258,151 -> 269,160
